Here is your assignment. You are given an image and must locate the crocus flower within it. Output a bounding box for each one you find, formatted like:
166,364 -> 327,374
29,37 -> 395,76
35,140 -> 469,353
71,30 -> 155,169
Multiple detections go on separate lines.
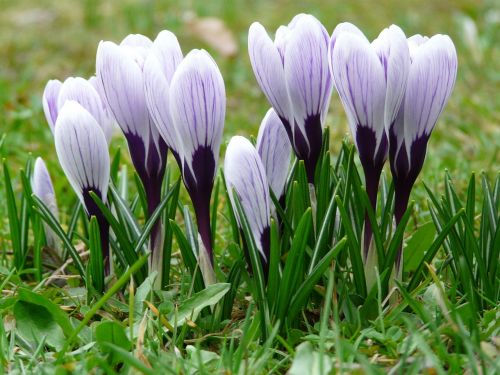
388,34 -> 457,275
225,136 -> 271,274
169,49 -> 225,285
54,100 -> 111,273
42,77 -> 114,142
32,157 -> 60,253
96,34 -> 168,284
329,23 -> 410,269
256,108 -> 292,202
248,14 -> 333,183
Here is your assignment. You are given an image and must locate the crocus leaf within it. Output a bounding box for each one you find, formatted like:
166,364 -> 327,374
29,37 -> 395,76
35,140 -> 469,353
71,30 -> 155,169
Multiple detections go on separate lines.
169,283 -> 230,327
404,221 -> 436,273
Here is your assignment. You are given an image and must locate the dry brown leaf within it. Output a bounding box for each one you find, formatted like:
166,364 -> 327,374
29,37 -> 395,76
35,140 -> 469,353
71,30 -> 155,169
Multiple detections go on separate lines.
185,13 -> 238,58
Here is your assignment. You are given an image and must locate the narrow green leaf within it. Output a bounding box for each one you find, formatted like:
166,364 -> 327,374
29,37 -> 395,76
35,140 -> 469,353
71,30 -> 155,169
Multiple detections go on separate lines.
276,209 -> 312,323
335,195 -> 366,296
170,283 -> 230,326
89,216 -> 104,293
3,160 -> 21,269
31,195 -> 86,280
288,237 -> 347,322
408,208 -> 463,290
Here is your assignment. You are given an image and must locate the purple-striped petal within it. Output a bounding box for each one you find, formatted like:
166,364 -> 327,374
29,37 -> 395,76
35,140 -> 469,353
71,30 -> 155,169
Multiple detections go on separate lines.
96,40 -> 150,141
225,136 -> 271,262
96,38 -> 167,183
57,77 -> 109,140
256,108 -> 292,200
169,49 -> 225,259
403,34 -> 457,146
144,31 -> 183,156
169,49 -> 225,176
330,32 -> 387,160
248,22 -> 293,131
54,101 -> 110,208
88,75 -> 116,142
42,79 -> 62,132
32,157 -> 60,250
372,25 -> 410,130
32,157 -> 58,220
284,14 -> 332,138
330,22 -> 367,52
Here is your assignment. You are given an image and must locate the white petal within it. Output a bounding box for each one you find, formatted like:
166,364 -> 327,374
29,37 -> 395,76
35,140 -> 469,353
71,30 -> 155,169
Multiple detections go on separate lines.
403,34 -> 457,151
88,75 -> 116,142
256,108 -> 292,199
372,25 -> 410,129
32,157 -> 58,219
42,79 -> 62,132
248,22 -> 292,125
144,30 -> 184,152
57,77 -> 108,138
274,25 -> 291,62
330,32 -> 387,148
284,14 -> 333,138
150,30 -> 183,83
169,49 -> 225,171
54,101 -> 110,207
96,41 -> 151,142
407,34 -> 429,55
225,136 -> 270,259
120,34 -> 153,65
330,22 -> 367,51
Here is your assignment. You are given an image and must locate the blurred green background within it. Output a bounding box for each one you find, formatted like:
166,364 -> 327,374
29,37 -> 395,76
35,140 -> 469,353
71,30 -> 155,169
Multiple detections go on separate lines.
0,0 -> 498,205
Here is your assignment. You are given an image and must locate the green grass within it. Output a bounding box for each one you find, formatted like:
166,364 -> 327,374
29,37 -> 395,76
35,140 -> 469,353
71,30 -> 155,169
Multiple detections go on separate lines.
0,0 -> 499,373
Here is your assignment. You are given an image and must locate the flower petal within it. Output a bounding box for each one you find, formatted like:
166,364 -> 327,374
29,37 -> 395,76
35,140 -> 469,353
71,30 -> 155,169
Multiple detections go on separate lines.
403,34 -> 457,149
330,22 -> 367,51
330,32 -> 387,152
32,157 -> 58,218
248,22 -> 292,128
144,31 -> 183,154
372,25 -> 410,129
225,136 -> 271,260
256,108 -> 292,199
54,101 -> 110,208
57,77 -> 109,139
96,40 -> 150,141
284,14 -> 332,137
169,49 -> 225,175
88,75 -> 116,142
42,79 -> 62,132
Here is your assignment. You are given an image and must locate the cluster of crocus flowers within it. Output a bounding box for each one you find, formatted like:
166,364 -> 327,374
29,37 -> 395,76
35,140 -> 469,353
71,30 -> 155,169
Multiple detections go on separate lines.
38,15 -> 457,293
329,23 -> 457,284
42,29 -> 224,288
96,34 -> 169,284
142,33 -> 226,286
248,14 -> 332,185
43,77 -> 113,274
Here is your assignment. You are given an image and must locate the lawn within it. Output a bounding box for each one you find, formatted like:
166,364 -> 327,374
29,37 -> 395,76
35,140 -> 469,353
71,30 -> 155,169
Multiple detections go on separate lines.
0,0 -> 499,373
